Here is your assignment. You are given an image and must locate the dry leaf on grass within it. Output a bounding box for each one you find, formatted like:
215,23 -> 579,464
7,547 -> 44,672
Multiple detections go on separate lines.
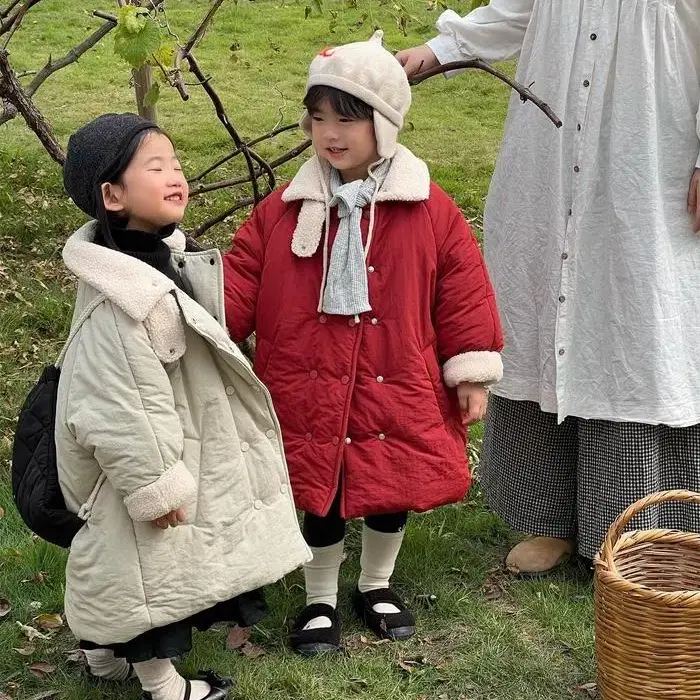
14,644 -> 36,655
576,682 -> 598,697
482,580 -> 504,601
28,661 -> 56,679
35,614 -> 63,630
16,622 -> 50,641
225,625 -> 251,650
0,598 -> 11,617
240,641 -> 265,659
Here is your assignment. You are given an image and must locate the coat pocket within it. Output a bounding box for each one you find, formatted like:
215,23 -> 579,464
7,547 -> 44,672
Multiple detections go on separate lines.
420,343 -> 451,421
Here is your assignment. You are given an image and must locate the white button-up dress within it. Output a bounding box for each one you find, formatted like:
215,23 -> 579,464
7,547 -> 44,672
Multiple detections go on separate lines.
429,0 -> 700,426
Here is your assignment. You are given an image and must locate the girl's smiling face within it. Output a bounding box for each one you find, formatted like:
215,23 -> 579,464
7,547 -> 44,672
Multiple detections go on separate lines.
101,132 -> 188,232
310,98 -> 379,183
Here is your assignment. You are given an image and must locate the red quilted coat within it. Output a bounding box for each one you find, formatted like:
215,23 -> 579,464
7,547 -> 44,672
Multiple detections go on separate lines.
223,146 -> 503,518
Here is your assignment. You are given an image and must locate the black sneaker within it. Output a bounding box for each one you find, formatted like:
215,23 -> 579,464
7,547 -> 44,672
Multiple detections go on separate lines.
353,587 -> 415,640
289,603 -> 342,656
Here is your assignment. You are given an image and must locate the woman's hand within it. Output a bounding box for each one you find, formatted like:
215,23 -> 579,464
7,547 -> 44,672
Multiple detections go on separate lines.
395,44 -> 440,78
152,508 -> 186,530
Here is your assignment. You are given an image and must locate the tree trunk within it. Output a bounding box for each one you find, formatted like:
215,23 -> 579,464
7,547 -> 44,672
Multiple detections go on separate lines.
132,64 -> 157,123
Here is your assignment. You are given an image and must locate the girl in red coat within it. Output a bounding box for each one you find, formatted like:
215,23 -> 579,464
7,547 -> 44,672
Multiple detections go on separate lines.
223,30 -> 503,655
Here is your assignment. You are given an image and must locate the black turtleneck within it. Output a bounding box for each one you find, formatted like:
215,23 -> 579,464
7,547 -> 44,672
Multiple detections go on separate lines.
95,221 -> 185,290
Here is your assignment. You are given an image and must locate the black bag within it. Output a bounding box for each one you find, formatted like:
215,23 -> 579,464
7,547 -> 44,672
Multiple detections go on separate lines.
11,295 -> 105,548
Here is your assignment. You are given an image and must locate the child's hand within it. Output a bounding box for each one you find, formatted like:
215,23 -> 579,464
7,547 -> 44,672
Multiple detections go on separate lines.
152,508 -> 186,530
456,382 -> 489,425
689,168 -> 700,233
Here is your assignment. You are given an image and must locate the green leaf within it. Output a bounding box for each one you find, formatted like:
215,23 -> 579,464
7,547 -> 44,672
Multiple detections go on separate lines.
152,42 -> 175,67
117,5 -> 149,35
143,81 -> 160,108
114,13 -> 162,69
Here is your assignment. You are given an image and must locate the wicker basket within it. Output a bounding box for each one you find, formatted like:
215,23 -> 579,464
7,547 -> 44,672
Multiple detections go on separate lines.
594,490 -> 700,700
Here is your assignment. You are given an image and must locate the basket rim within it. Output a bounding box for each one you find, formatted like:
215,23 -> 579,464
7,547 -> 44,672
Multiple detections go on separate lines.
595,529 -> 700,606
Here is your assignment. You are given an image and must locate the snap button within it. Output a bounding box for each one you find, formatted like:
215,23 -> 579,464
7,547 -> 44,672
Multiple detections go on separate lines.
280,484 -> 288,494
210,258 -> 215,265
254,499 -> 263,509
319,315 -> 327,324
558,348 -> 565,356
379,433 -> 386,440
225,386 -> 235,396
266,429 -> 276,438
371,318 -> 378,325
332,436 -> 340,446
341,375 -> 350,385
178,261 -> 185,268
305,432 -> 313,441
368,265 -> 375,273
241,441 -> 250,452
345,437 -> 352,445
310,370 -> 318,379
376,376 -> 384,383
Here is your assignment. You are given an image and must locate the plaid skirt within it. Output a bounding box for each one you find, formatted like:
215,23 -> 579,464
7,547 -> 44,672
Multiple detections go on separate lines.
480,395 -> 700,559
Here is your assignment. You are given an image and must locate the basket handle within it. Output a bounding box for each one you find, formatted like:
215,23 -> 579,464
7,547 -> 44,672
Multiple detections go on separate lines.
600,489 -> 700,567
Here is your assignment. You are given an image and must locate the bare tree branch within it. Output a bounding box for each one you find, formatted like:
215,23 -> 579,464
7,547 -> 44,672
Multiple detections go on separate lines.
0,48 -> 64,164
409,58 -> 562,128
0,0 -> 24,20
189,123 -> 299,182
193,197 -> 256,237
190,139 -> 312,196
0,0 -> 42,46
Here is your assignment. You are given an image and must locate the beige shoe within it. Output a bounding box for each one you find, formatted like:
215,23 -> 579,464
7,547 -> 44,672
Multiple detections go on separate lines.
505,536 -> 575,577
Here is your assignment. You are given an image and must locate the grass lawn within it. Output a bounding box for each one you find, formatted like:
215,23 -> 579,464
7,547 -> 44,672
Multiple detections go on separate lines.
0,1 -> 595,698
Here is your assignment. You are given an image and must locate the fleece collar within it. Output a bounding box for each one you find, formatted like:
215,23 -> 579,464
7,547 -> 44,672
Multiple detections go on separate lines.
62,220 -> 187,322
282,144 -> 430,258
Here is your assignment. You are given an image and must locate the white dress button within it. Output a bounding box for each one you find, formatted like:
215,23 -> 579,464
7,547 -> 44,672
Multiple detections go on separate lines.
254,499 -> 263,509
280,484 -> 288,494
379,433 -> 386,440
345,437 -> 352,444
225,386 -> 235,396
240,442 -> 250,452
376,376 -> 384,383
266,429 -> 276,438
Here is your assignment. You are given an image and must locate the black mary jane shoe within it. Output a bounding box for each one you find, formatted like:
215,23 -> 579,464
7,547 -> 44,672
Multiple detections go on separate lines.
141,670 -> 234,700
353,587 -> 415,640
289,603 -> 342,656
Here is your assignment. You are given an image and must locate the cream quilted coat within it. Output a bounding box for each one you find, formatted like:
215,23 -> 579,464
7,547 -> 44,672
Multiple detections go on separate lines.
55,221 -> 310,645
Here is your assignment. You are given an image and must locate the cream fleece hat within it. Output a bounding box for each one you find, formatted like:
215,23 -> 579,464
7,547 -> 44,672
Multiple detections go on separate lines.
301,30 -> 412,159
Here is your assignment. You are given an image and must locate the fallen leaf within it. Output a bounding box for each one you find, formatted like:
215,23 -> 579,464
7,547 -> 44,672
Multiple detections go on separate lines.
482,580 -> 504,601
0,505 -> 4,520
576,682 -> 598,698
0,598 -> 10,617
240,641 -> 265,658
35,613 -> 63,630
28,661 -> 56,679
225,625 -> 251,650
397,659 -> 414,674
14,644 -> 36,655
16,621 -> 50,641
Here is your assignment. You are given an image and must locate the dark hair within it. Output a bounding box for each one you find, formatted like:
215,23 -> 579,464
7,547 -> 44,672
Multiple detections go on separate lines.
303,85 -> 373,121
95,127 -> 167,248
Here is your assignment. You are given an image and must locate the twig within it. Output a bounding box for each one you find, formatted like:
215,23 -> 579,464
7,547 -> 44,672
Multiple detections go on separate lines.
0,0 -> 41,46
189,123 -> 299,182
0,0 -> 23,19
0,48 -> 64,163
193,197 -> 256,237
183,52 -> 261,203
190,139 -> 311,196
0,16 -> 116,126
182,0 -> 225,55
409,58 -> 562,128
26,20 -> 116,97
93,9 -> 118,22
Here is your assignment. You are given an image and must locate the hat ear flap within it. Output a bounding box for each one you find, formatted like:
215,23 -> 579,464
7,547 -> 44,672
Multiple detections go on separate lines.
374,110 -> 399,159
